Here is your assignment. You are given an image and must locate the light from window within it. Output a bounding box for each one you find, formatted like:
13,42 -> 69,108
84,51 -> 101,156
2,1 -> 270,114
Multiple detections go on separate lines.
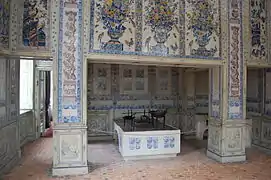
20,59 -> 34,110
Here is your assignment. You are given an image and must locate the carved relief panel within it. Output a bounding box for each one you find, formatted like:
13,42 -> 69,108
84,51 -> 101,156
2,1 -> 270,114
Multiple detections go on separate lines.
54,129 -> 87,167
87,112 -> 109,137
252,118 -> 261,142
0,0 -> 10,49
208,125 -> 221,154
225,127 -> 243,154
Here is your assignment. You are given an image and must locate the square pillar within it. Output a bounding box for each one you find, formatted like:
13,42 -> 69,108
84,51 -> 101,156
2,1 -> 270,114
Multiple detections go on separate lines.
51,0 -> 88,176
207,0 -> 250,163
182,70 -> 196,135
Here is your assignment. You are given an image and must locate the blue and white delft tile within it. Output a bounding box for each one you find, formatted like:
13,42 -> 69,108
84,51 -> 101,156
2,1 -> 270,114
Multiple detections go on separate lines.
88,0 -> 221,60
129,137 -> 141,150
163,136 -> 175,148
146,137 -> 158,149
63,116 -> 78,123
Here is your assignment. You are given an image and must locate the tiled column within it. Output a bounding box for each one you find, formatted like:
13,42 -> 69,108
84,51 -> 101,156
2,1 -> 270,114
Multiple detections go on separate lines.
183,70 -> 196,135
51,0 -> 88,176
207,0 -> 249,163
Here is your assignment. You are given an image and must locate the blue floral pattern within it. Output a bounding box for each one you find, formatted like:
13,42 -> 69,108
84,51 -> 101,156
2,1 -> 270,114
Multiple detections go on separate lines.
147,137 -> 158,149
163,136 -> 175,148
95,0 -> 135,51
186,0 -> 218,57
129,137 -> 141,150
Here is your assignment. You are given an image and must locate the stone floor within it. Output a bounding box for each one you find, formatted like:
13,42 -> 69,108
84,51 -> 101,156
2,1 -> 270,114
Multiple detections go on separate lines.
2,137 -> 271,180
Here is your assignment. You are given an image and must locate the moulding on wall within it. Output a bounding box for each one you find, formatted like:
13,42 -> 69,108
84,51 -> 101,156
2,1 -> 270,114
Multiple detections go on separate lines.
85,53 -> 223,67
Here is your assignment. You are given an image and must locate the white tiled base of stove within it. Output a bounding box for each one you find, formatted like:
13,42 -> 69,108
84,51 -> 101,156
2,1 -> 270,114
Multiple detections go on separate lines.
114,122 -> 181,161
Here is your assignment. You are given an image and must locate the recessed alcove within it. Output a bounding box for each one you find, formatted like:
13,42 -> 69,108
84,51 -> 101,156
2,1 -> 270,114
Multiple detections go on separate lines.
86,61 -> 209,160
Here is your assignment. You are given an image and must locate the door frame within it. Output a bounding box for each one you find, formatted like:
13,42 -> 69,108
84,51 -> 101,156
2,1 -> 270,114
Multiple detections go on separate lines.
34,60 -> 52,139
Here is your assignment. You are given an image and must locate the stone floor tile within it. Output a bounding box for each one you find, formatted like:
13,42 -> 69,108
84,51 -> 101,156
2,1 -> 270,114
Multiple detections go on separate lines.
2,137 -> 271,180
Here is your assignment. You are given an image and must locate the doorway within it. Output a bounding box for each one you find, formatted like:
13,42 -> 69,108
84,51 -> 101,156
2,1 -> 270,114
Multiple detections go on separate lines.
34,60 -> 53,137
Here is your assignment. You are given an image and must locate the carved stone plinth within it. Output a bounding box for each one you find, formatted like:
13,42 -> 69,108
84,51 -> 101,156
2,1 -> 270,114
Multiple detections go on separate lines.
207,119 -> 248,163
52,127 -> 88,176
252,116 -> 271,154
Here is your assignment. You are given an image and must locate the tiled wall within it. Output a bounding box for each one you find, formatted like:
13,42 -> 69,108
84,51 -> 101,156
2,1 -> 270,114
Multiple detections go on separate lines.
87,63 -> 184,138
87,63 -> 180,113
247,69 -> 262,115
88,0 -> 220,59
195,70 -> 209,114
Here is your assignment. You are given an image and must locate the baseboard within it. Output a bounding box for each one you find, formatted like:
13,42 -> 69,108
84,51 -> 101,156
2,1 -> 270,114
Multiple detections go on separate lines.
252,144 -> 271,155
207,150 -> 246,163
52,166 -> 88,176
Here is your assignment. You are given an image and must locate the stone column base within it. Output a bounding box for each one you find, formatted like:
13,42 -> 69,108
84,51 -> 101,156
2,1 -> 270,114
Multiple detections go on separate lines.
207,150 -> 246,163
52,127 -> 88,176
52,166 -> 88,176
207,119 -> 248,163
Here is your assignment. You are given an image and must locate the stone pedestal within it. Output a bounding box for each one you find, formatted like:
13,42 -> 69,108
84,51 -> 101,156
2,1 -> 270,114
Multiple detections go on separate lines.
207,119 -> 247,163
52,127 -> 88,176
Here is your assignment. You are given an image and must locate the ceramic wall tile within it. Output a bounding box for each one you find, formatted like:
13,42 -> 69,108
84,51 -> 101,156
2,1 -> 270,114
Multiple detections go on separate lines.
250,0 -> 266,62
227,0 -> 244,119
87,64 -> 179,111
57,0 -> 83,123
89,0 -> 221,59
0,0 -> 10,49
91,0 -> 136,52
142,0 -> 180,56
185,0 -> 220,57
19,0 -> 50,51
